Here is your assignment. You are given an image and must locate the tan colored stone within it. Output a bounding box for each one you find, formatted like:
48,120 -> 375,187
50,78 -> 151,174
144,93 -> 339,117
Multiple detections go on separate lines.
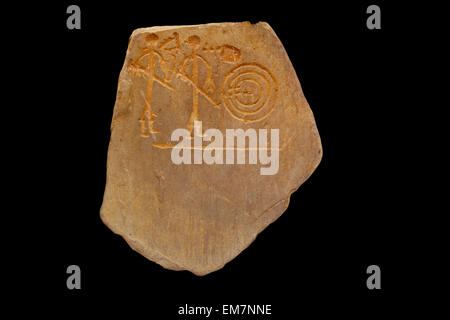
100,22 -> 322,275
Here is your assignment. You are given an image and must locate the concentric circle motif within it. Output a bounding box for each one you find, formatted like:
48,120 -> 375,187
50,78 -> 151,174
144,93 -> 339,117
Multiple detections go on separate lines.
222,63 -> 278,122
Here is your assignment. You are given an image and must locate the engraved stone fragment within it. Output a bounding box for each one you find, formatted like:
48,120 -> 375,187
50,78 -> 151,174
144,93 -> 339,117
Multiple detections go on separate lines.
100,22 -> 322,275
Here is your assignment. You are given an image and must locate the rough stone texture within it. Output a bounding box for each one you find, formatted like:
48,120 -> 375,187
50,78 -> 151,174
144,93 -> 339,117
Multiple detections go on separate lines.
100,22 -> 322,275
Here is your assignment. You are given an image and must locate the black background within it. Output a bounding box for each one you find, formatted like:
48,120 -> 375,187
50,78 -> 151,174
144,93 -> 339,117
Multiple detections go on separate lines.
12,0 -> 433,317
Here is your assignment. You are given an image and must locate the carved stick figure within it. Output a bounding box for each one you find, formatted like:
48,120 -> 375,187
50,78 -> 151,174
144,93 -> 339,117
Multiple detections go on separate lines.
178,35 -> 217,136
129,33 -> 175,137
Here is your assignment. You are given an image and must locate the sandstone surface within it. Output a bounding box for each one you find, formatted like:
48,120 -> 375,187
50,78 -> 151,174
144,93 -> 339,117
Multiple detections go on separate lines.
101,22 -> 322,275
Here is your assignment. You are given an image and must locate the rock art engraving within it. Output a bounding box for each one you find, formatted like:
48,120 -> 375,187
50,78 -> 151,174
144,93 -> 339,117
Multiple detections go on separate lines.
128,32 -> 274,141
223,63 -> 278,122
128,33 -> 179,137
178,35 -> 218,136
101,22 -> 322,276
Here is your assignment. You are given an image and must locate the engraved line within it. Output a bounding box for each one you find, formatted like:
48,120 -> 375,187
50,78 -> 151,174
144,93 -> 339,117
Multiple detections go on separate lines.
152,143 -> 280,150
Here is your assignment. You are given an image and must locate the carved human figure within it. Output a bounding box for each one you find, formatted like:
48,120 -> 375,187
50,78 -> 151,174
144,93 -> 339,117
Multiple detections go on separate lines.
129,33 -> 176,137
178,35 -> 217,136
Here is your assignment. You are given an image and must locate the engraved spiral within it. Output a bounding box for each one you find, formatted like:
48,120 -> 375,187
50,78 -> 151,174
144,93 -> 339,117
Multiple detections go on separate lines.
222,63 -> 278,122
